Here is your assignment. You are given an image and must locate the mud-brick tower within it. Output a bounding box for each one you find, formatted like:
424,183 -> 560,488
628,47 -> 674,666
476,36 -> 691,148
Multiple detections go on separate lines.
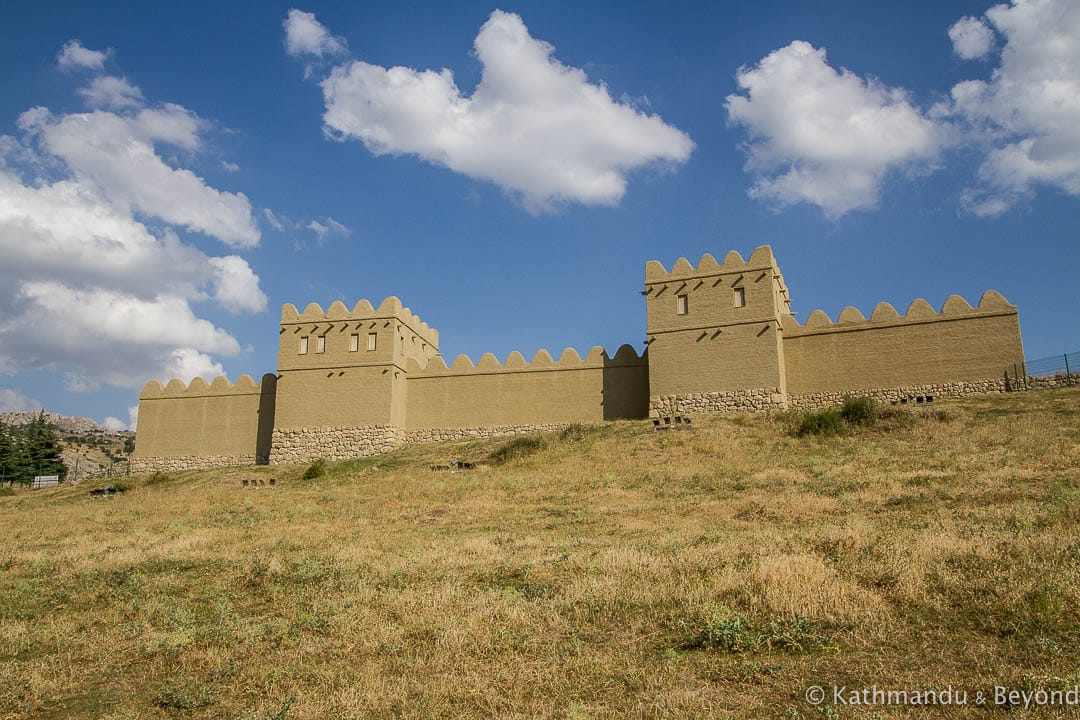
270,297 -> 440,463
644,245 -> 792,415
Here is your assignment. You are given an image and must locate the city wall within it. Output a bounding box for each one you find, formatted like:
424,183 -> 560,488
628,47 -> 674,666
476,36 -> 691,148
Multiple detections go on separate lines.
404,344 -> 649,435
268,342 -> 649,464
132,245 -> 1027,470
131,374 -> 276,472
783,291 -> 1024,406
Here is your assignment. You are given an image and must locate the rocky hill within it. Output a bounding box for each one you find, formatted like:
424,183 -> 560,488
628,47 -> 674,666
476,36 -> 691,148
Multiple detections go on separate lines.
1,410 -> 134,481
0,410 -> 118,435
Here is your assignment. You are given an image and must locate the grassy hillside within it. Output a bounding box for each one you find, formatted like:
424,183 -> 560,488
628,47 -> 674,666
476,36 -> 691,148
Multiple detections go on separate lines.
1,389 -> 1078,719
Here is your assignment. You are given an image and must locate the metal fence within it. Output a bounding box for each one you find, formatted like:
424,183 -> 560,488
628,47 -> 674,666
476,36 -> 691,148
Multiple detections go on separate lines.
1024,351 -> 1077,384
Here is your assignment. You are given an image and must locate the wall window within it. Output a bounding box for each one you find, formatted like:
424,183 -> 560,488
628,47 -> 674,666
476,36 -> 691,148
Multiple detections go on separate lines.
349,333 -> 359,352
367,332 -> 378,351
298,336 -> 309,354
734,287 -> 746,308
315,335 -> 326,353
676,294 -> 688,315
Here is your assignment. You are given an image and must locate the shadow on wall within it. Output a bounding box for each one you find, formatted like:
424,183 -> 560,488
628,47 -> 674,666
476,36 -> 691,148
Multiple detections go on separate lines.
256,373 -> 277,464
601,351 -> 650,421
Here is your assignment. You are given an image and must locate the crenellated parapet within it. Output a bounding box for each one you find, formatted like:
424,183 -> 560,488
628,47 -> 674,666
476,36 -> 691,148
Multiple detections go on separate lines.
279,296 -> 439,348
139,373 -> 275,399
782,291 -> 1016,336
645,245 -> 780,283
407,344 -> 646,377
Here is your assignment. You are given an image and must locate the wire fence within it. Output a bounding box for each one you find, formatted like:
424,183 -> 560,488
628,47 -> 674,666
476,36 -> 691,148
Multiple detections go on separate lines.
1024,351 -> 1077,380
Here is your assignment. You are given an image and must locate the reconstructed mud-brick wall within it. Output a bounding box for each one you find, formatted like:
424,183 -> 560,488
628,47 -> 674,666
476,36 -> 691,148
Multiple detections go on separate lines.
133,245 -> 1027,471
781,291 -> 1023,396
643,247 -> 1024,416
132,374 -> 276,468
274,297 -> 438,430
644,247 -> 789,406
405,345 -> 648,429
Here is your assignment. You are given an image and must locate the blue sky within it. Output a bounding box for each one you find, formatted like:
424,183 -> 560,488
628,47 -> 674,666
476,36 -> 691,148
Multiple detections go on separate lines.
0,0 -> 1077,429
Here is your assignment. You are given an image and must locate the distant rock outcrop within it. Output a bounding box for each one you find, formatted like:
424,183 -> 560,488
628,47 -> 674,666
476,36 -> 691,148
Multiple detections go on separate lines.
0,411 -> 123,435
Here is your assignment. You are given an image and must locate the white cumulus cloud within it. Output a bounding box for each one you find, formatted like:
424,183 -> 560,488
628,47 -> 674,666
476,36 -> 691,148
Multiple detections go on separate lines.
310,9 -> 693,211
21,106 -> 259,248
949,16 -> 995,60
284,9 -> 347,58
725,40 -> 943,218
0,66 -> 266,391
22,282 -> 240,353
208,256 -> 268,313
78,75 -> 144,109
3,281 -> 236,388
64,373 -> 99,393
308,216 -> 350,242
102,415 -> 127,431
57,40 -> 108,71
102,404 -> 139,432
947,0 -> 1080,216
0,388 -> 42,412
262,208 -> 286,231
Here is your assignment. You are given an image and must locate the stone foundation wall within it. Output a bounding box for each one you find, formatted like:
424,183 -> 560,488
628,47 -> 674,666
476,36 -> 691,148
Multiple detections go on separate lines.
1026,375 -> 1074,390
647,378 -> 1026,416
787,378 -> 1010,410
649,387 -> 787,416
131,454 -> 255,473
406,423 -> 569,444
269,425 -> 405,464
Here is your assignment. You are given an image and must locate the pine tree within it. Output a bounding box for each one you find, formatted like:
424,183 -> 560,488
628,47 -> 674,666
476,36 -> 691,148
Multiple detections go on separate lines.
0,420 -> 13,485
23,411 -> 68,482
5,424 -> 33,484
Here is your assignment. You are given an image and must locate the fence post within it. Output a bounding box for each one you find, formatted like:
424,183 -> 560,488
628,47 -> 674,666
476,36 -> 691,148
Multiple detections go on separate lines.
1066,353 -> 1073,386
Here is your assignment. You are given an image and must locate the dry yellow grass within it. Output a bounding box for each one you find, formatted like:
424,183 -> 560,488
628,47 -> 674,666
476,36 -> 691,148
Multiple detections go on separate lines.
1,388 -> 1078,719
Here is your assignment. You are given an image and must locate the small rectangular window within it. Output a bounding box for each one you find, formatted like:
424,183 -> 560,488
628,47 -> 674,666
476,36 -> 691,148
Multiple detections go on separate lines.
676,294 -> 688,315
734,287 -> 746,308
349,333 -> 359,352
367,332 -> 377,351
298,336 -> 308,354
315,335 -> 326,353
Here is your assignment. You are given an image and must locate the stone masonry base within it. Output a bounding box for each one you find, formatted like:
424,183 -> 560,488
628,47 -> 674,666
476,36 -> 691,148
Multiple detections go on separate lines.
649,379 -> 1018,416
650,387 -> 787,416
272,423 -> 574,462
787,378 -> 1010,410
1026,375 -> 1074,390
406,423 -> 570,444
269,425 -> 405,464
131,454 -> 256,473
